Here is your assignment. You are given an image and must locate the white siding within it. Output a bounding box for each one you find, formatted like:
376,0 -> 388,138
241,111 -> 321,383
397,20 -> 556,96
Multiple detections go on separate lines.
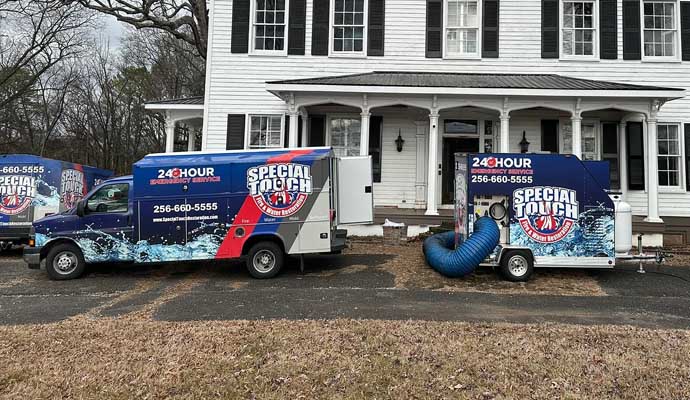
206,0 -> 690,216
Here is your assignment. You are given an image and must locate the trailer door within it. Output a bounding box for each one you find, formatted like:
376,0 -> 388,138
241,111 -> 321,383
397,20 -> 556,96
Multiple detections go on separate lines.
335,156 -> 373,225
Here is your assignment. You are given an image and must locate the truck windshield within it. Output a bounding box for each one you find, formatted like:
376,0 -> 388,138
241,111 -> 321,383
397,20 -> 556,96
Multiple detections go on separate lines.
86,183 -> 129,214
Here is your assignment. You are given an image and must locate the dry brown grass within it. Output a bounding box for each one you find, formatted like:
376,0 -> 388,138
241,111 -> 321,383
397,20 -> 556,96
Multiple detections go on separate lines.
0,319 -> 688,399
347,242 -> 606,296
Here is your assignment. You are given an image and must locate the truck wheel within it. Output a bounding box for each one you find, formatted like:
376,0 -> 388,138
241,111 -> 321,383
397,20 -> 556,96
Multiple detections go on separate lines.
246,241 -> 284,279
499,250 -> 534,282
46,243 -> 86,280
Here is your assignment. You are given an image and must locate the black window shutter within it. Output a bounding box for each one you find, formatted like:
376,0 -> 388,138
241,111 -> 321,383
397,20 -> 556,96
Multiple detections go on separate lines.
626,121 -> 645,190
368,0 -> 385,56
482,0 -> 500,58
284,116 -> 290,147
226,114 -> 246,150
541,120 -> 559,152
681,2 -> 690,61
369,116 -> 383,182
309,116 -> 326,146
288,0 -> 307,55
231,0 -> 251,53
623,0 -> 641,60
541,0 -> 559,58
600,0 -> 618,59
311,0 -> 330,55
684,124 -> 690,191
426,0 -> 443,58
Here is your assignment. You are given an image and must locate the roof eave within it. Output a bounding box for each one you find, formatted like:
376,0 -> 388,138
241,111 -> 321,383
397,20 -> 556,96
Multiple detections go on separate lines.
144,103 -> 205,111
266,83 -> 685,100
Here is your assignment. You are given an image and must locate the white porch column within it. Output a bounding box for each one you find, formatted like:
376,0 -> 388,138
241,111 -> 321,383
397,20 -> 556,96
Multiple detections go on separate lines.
645,106 -> 663,223
360,110 -> 371,156
425,110 -> 440,216
414,121 -> 428,207
499,113 -> 510,153
288,111 -> 299,148
571,115 -> 582,159
165,112 -> 175,153
187,128 -> 196,152
300,112 -> 309,147
619,120 -> 628,195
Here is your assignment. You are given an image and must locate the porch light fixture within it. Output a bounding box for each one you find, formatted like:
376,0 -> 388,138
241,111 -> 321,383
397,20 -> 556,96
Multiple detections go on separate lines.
519,131 -> 530,153
395,129 -> 405,152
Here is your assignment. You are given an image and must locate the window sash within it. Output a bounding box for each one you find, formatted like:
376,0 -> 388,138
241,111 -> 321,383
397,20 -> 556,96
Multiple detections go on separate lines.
642,0 -> 677,57
657,123 -> 681,187
445,0 -> 480,56
329,117 -> 361,157
252,0 -> 287,52
561,1 -> 596,57
249,115 -> 283,149
332,0 -> 366,53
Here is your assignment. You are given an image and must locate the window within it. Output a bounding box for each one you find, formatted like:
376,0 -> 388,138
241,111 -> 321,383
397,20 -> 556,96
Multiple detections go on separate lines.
658,123 -> 681,187
541,120 -> 559,153
329,117 -> 361,157
561,1 -> 597,57
252,0 -> 288,53
627,122 -> 645,190
445,0 -> 480,57
444,120 -> 478,134
248,115 -> 283,149
643,0 -> 678,58
332,0 -> 366,53
86,184 -> 129,214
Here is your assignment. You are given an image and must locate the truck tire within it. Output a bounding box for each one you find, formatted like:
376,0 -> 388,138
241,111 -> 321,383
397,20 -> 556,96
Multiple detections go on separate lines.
46,243 -> 86,280
246,241 -> 284,279
499,250 -> 534,282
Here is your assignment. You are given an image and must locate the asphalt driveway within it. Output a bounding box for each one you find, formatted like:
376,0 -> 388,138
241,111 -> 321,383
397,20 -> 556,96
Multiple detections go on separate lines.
1,247 -> 689,328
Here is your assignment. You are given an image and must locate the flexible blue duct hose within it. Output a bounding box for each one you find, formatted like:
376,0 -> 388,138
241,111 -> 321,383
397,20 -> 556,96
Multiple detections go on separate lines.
423,216 -> 501,277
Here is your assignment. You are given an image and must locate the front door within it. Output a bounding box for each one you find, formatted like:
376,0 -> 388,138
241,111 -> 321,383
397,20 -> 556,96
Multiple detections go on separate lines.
442,137 -> 479,204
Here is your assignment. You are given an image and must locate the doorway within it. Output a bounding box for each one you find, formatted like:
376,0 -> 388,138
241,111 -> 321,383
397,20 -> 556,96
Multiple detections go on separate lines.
442,137 -> 479,204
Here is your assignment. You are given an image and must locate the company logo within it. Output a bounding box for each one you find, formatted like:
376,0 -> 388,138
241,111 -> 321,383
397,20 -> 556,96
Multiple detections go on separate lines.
513,186 -> 579,243
472,156 -> 532,169
247,163 -> 312,217
60,169 -> 86,209
0,175 -> 37,215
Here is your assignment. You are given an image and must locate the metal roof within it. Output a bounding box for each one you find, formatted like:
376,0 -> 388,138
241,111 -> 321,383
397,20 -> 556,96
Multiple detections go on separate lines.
269,71 -> 683,92
146,96 -> 204,105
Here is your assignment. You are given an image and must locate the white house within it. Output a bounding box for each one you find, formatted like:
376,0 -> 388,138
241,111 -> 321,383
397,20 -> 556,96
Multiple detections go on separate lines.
146,0 -> 690,245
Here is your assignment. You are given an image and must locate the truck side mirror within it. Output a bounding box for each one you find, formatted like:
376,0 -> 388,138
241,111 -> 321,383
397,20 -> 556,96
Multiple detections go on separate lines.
76,200 -> 86,217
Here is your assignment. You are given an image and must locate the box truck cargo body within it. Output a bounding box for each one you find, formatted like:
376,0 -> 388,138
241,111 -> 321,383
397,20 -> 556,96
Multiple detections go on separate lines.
0,155 -> 112,249
24,148 -> 373,279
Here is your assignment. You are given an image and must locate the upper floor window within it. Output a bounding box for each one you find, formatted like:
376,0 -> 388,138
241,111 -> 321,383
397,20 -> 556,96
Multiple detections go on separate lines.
658,123 -> 682,187
445,0 -> 480,58
561,1 -> 597,58
248,115 -> 283,149
643,0 -> 679,59
331,0 -> 366,54
251,0 -> 288,54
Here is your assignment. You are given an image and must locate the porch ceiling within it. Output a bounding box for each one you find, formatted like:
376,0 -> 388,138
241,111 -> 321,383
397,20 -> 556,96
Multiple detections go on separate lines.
266,71 -> 685,100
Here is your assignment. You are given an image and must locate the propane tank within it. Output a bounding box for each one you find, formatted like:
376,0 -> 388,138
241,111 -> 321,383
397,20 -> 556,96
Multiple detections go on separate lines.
609,193 -> 632,254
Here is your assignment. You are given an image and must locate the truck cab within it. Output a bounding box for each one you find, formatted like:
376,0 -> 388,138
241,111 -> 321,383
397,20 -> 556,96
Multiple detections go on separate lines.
24,175 -> 134,279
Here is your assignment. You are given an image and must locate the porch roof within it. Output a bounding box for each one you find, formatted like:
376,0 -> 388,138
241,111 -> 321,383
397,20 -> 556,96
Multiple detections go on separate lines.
145,96 -> 205,111
266,71 -> 684,99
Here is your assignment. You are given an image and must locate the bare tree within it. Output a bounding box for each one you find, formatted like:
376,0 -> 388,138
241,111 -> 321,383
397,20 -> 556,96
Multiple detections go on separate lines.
0,0 -> 93,109
67,0 -> 208,58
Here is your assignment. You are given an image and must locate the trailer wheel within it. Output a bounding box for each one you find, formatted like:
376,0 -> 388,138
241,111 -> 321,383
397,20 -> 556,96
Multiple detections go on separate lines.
499,250 -> 534,282
46,243 -> 86,280
246,241 -> 284,279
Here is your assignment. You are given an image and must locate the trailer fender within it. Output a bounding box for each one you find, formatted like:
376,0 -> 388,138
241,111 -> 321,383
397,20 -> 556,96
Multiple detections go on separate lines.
240,233 -> 286,257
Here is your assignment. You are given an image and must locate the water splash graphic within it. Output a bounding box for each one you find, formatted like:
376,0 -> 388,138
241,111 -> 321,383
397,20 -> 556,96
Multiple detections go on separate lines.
510,205 -> 615,257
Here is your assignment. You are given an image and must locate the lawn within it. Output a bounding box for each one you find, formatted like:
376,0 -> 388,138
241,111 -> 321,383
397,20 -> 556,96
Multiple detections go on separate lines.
1,318 -> 688,399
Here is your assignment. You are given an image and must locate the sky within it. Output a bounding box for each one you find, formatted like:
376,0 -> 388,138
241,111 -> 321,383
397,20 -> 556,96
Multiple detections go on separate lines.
100,15 -> 125,49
